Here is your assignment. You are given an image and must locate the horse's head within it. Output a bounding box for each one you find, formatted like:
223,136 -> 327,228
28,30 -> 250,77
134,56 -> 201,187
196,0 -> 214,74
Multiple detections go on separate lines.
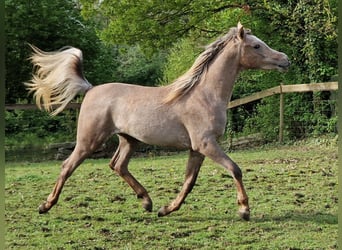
236,22 -> 290,72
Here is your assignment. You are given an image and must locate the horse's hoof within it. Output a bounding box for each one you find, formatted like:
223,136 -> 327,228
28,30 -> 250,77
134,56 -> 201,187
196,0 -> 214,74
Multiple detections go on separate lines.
157,206 -> 168,217
38,203 -> 49,214
238,208 -> 250,221
142,201 -> 153,212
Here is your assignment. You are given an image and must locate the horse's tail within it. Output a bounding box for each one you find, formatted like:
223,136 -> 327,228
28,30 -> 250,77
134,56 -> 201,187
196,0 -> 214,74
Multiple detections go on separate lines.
25,45 -> 93,116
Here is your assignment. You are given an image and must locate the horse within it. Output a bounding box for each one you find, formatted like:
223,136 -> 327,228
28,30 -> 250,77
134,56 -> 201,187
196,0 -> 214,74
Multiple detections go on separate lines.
25,22 -> 290,221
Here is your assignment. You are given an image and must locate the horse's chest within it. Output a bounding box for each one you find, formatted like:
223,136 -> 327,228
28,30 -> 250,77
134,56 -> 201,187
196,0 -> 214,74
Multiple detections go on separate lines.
185,108 -> 227,136
208,113 -> 227,135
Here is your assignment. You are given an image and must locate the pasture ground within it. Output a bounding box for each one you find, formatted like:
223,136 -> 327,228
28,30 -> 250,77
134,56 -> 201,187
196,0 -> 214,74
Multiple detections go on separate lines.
5,138 -> 338,249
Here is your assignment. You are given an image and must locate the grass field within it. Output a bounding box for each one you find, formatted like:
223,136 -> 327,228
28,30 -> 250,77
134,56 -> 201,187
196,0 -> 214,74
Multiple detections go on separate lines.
5,138 -> 338,249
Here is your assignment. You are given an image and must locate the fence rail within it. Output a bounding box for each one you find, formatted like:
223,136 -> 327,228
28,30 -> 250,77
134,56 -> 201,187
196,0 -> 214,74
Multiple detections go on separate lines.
227,82 -> 338,109
5,102 -> 81,111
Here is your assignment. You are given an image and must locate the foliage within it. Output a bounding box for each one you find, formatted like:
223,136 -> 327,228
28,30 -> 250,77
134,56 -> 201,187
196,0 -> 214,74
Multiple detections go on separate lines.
160,37 -> 203,85
252,0 -> 337,83
240,96 -> 281,141
5,140 -> 338,249
80,0 -> 249,50
5,109 -> 78,149
114,45 -> 166,85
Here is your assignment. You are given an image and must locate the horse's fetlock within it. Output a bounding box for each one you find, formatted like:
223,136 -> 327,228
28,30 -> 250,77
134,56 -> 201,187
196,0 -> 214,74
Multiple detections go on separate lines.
237,197 -> 249,207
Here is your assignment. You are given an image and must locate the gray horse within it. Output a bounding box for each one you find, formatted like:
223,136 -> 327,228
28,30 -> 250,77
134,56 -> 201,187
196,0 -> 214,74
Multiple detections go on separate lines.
26,23 -> 290,220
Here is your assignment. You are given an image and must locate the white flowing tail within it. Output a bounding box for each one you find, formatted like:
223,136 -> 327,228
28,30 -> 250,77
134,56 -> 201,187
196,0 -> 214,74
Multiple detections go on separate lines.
25,45 -> 93,116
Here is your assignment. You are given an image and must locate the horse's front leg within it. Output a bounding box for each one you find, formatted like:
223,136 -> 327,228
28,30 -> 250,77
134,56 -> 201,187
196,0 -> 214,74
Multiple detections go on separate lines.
109,135 -> 153,212
197,137 -> 250,221
158,150 -> 205,217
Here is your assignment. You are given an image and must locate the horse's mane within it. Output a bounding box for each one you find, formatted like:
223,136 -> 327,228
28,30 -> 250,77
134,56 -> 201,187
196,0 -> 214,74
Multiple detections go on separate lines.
164,27 -> 241,103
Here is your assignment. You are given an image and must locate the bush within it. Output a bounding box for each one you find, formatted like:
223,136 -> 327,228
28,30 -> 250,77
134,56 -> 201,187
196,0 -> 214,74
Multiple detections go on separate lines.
236,91 -> 337,142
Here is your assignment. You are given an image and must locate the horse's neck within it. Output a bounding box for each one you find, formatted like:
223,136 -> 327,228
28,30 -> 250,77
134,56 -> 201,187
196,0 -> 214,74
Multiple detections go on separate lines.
197,44 -> 241,106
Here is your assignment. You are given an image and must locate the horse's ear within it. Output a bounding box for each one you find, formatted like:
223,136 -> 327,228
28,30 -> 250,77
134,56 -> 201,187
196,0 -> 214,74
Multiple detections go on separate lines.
237,22 -> 244,40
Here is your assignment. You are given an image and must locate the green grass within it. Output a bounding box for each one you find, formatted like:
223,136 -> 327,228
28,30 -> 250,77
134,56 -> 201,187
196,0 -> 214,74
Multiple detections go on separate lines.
5,139 -> 338,249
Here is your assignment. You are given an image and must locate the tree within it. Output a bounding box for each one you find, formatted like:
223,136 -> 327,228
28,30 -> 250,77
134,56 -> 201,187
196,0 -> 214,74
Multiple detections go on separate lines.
80,0 -> 254,50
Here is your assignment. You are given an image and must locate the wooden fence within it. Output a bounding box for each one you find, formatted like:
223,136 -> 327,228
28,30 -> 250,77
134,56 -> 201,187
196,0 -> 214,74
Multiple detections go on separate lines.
5,81 -> 338,143
5,102 -> 81,111
227,81 -> 338,142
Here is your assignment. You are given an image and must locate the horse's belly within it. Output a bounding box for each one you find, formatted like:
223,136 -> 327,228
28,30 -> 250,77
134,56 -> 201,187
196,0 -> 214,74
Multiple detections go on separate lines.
117,118 -> 191,149
140,130 -> 191,149
135,125 -> 191,149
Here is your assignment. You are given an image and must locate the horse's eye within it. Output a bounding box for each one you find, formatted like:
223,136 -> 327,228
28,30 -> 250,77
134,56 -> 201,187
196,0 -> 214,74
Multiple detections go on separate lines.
254,44 -> 260,49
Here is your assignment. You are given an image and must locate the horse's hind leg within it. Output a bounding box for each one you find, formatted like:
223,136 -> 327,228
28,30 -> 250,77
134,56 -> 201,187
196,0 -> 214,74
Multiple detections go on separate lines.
109,135 -> 153,212
38,145 -> 90,213
158,150 -> 204,217
39,110 -> 113,213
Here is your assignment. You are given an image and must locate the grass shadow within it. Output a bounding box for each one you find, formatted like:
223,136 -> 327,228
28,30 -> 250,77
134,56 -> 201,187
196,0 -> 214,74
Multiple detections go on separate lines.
253,211 -> 337,225
144,209 -> 337,226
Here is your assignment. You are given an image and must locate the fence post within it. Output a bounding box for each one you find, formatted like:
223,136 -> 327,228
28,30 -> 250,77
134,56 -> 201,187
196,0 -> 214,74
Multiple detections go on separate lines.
279,83 -> 284,143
